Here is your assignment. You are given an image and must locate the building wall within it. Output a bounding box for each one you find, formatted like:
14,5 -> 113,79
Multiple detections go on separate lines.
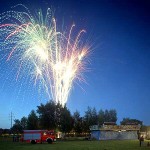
100,131 -> 138,140
91,130 -> 138,140
91,130 -> 100,140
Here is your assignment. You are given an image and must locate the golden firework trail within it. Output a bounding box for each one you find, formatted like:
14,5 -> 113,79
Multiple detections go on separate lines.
0,5 -> 88,106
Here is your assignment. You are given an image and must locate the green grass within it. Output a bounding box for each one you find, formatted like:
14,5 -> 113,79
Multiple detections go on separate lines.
0,137 -> 150,150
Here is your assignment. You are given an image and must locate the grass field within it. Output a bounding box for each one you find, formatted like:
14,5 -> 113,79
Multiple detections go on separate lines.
0,137 -> 150,150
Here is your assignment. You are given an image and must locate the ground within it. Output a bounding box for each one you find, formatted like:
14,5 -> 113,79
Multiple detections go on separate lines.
0,137 -> 150,150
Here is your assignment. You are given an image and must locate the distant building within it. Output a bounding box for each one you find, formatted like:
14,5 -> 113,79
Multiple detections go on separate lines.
90,122 -> 141,140
140,126 -> 150,139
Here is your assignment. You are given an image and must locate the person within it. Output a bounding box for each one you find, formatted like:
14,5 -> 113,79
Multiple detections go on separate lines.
147,142 -> 150,147
139,136 -> 144,147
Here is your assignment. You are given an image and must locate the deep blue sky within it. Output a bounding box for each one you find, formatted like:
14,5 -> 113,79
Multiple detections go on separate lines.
0,0 -> 150,128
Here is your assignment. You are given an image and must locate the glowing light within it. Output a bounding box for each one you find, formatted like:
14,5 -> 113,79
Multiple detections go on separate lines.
0,5 -> 89,106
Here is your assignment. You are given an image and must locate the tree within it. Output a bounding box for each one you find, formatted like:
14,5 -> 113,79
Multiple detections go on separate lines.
11,119 -> 23,133
73,110 -> 83,135
103,109 -> 117,123
104,109 -> 110,122
91,107 -> 98,124
54,102 -> 64,130
108,109 -> 117,123
20,117 -> 28,130
120,118 -> 143,125
84,107 -> 98,132
37,101 -> 56,129
59,105 -> 73,134
37,101 -> 74,131
98,109 -> 105,125
27,110 -> 39,129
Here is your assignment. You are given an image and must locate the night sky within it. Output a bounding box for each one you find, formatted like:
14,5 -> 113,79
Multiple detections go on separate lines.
0,0 -> 150,128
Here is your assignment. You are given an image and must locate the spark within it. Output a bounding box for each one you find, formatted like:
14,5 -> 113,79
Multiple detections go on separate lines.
0,6 -> 89,106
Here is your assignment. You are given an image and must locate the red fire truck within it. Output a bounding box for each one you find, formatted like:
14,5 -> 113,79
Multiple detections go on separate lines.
22,130 -> 56,144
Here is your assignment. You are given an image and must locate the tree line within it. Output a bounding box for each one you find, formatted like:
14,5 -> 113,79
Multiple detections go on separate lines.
11,101 -> 142,135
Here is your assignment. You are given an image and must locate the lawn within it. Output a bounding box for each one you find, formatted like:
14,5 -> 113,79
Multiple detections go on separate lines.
0,137 -> 150,150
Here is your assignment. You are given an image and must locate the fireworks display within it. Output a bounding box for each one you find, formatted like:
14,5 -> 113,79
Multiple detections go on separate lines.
0,5 -> 88,106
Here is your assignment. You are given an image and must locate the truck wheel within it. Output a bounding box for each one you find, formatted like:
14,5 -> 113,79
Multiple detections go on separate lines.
31,140 -> 36,144
47,138 -> 52,144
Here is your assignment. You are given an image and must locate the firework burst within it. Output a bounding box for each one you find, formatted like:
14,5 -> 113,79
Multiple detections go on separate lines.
0,5 -> 89,106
